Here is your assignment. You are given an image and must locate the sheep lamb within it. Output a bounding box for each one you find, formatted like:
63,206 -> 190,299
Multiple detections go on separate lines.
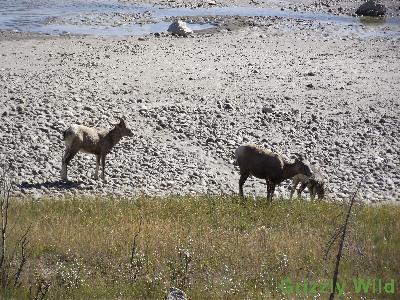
289,164 -> 325,200
61,117 -> 133,182
234,144 -> 312,201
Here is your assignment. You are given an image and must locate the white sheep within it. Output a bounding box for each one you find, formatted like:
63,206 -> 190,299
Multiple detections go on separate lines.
61,117 -> 133,182
289,164 -> 325,200
234,144 -> 312,201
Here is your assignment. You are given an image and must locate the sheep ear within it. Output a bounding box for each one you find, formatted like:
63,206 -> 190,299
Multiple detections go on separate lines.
118,116 -> 126,125
112,120 -> 121,127
114,117 -> 123,126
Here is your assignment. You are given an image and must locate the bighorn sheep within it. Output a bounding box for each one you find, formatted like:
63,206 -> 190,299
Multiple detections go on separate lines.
61,117 -> 133,182
234,144 -> 312,201
289,164 -> 325,200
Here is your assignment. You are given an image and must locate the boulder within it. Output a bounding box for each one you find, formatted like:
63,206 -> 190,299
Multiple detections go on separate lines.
355,1 -> 386,16
167,21 -> 193,36
166,287 -> 187,300
262,106 -> 274,114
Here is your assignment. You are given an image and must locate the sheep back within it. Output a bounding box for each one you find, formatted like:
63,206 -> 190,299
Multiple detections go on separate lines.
235,144 -> 285,180
63,124 -> 107,155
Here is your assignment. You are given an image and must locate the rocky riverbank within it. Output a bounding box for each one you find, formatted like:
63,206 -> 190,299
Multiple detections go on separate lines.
125,0 -> 400,17
0,10 -> 399,202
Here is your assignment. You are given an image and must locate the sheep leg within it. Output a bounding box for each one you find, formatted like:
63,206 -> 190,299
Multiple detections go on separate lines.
266,180 -> 271,200
62,148 -> 79,181
101,155 -> 106,182
61,147 -> 70,180
297,182 -> 307,198
94,155 -> 100,180
267,183 -> 275,201
271,184 -> 276,200
309,184 -> 316,200
317,188 -> 324,200
289,179 -> 299,200
239,172 -> 249,198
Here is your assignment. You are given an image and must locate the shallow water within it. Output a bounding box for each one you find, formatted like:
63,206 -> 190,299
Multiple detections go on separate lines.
38,21 -> 215,36
0,0 -> 399,36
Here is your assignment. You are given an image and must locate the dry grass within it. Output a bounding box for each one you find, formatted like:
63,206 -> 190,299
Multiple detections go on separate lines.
4,195 -> 400,299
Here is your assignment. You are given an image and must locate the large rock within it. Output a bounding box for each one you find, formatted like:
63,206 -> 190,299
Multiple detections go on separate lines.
166,287 -> 187,300
167,21 -> 193,36
355,1 -> 386,16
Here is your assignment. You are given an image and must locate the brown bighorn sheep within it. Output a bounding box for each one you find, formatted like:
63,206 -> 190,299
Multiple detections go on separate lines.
61,117 -> 133,182
234,144 -> 312,201
289,164 -> 325,200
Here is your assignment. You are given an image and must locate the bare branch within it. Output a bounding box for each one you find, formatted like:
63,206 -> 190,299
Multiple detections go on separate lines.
0,164 -> 12,289
130,216 -> 142,264
0,163 -> 35,296
324,201 -> 359,260
324,225 -> 343,260
129,216 -> 143,281
328,182 -> 361,300
13,225 -> 31,287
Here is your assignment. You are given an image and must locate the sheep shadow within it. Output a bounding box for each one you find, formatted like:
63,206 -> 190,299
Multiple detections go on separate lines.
18,180 -> 81,191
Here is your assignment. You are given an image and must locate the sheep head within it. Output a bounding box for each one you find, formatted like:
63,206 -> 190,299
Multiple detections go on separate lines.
114,116 -> 134,137
293,156 -> 313,177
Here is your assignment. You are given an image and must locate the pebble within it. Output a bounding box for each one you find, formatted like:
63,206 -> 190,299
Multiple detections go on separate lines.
0,16 -> 398,203
262,106 -> 274,113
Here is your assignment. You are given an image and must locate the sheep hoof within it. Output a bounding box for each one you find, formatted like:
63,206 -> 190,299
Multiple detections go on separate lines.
61,171 -> 68,181
61,172 -> 68,181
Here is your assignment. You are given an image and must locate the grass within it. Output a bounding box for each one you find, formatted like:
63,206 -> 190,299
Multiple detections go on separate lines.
4,195 -> 400,299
